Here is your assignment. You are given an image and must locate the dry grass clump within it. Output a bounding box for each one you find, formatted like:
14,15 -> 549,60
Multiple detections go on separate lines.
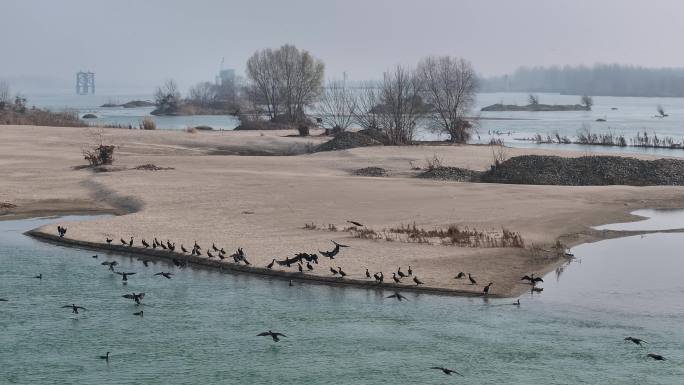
0,202 -> 17,209
139,117 -> 157,130
132,164 -> 174,171
83,144 -> 115,166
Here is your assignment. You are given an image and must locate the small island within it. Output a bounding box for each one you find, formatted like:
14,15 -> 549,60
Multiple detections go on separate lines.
481,94 -> 593,112
100,100 -> 156,108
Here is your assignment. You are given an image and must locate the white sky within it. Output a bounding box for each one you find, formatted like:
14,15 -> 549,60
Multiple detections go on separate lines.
2,0 -> 684,91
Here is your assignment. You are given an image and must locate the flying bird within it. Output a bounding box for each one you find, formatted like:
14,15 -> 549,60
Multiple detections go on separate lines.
320,240 -> 349,259
624,337 -> 647,346
386,292 -> 408,301
115,272 -> 136,281
430,366 -> 463,376
62,304 -> 87,314
122,292 -> 145,305
154,272 -> 174,279
257,330 -> 287,342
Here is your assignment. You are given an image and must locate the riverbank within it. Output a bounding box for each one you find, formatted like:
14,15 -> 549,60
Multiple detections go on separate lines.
3,124 -> 684,297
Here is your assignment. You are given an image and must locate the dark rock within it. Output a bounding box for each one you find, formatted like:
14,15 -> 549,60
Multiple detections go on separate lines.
81,113 -> 98,119
194,125 -> 213,131
122,100 -> 155,108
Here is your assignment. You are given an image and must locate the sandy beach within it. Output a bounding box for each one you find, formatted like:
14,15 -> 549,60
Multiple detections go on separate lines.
2,124 -> 684,297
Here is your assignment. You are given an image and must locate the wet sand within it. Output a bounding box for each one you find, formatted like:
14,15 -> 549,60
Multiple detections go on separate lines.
2,124 -> 684,297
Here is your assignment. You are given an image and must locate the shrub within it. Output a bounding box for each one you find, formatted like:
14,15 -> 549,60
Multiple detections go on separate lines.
83,145 -> 115,166
297,124 -> 310,136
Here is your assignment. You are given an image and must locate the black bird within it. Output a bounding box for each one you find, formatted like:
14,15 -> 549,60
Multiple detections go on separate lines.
531,287 -> 544,293
392,273 -> 401,283
386,292 -> 408,301
320,240 -> 349,259
99,352 -> 110,361
212,243 -> 219,252
374,272 -> 384,283
219,248 -> 226,255
347,220 -> 364,227
120,238 -> 127,246
413,276 -> 424,285
207,250 -> 215,258
195,248 -> 202,256
407,265 -> 413,276
101,261 -> 118,271
106,238 -> 112,245
625,337 -> 647,346
257,330 -> 287,342
154,272 -> 174,279
122,292 -> 145,304
521,274 -> 543,284
337,267 -> 346,277
159,242 -> 167,250
454,272 -> 465,279
306,262 -> 314,271
92,255 -> 98,259
330,267 -> 338,275
397,267 -> 406,278
468,273 -> 477,285
513,299 -> 521,306
133,310 -> 144,317
34,273 -> 42,280
365,268 -> 371,278
430,366 -> 462,376
181,244 -> 188,253
62,304 -> 87,314
141,239 -> 149,248
194,241 -> 201,250
647,353 -> 665,361
115,272 -> 136,281
167,240 -> 174,250
483,282 -> 493,295
168,242 -> 175,251
267,259 -> 275,269
298,263 -> 303,273
288,280 -> 293,287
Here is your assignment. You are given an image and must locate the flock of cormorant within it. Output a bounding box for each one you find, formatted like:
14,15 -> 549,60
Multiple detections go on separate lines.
2,223 -> 667,373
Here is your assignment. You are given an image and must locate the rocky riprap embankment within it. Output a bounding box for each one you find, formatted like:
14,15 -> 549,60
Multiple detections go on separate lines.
417,167 -> 483,182
314,129 -> 389,152
480,155 -> 684,186
352,167 -> 389,177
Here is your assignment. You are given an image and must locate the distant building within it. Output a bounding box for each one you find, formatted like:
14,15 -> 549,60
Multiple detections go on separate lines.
216,69 -> 235,86
76,71 -> 95,94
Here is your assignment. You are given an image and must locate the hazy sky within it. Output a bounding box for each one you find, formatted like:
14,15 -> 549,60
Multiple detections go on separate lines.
2,0 -> 684,92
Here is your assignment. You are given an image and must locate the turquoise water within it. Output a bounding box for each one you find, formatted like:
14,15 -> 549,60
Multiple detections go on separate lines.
1,216 -> 682,384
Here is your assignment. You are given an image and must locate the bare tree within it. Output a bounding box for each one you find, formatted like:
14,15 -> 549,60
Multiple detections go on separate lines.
0,80 -> 10,109
188,81 -> 217,107
353,81 -> 382,131
528,94 -> 539,105
417,56 -> 478,143
316,79 -> 357,131
245,44 -> 324,122
580,95 -> 594,110
153,79 -> 181,114
376,65 -> 425,145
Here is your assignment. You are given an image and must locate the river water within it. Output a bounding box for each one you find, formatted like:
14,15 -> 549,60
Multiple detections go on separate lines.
1,214 -> 682,384
22,90 -> 684,155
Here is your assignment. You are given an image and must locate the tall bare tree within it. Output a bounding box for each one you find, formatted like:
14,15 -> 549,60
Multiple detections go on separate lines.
316,79 -> 357,131
153,79 -> 181,114
353,81 -> 382,131
417,56 -> 478,143
0,80 -> 10,108
377,65 -> 425,145
188,81 -> 217,107
246,44 -> 324,122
